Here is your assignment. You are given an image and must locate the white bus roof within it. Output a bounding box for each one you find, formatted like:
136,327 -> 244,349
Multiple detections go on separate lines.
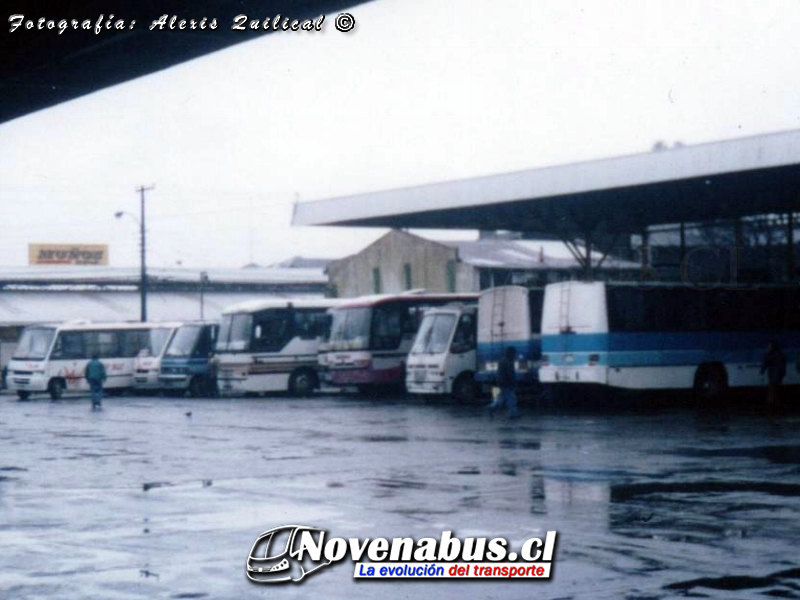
24,321 -> 183,332
334,293 -> 479,309
420,303 -> 477,315
221,298 -> 342,315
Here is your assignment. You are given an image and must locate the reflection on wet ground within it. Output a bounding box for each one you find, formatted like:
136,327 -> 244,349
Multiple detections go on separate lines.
0,392 -> 799,599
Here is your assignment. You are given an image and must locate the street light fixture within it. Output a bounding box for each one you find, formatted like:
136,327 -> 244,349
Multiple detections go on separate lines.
115,185 -> 153,322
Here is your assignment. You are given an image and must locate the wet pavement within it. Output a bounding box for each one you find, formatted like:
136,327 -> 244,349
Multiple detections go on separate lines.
1,390 -> 800,599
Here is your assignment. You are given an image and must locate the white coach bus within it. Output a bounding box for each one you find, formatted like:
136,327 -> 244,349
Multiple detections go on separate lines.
214,298 -> 339,397
7,321 -> 167,400
539,281 -> 800,401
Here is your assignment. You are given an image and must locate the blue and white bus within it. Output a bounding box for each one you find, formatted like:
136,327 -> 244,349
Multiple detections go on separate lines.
539,281 -> 800,401
158,322 -> 219,397
476,286 -> 543,388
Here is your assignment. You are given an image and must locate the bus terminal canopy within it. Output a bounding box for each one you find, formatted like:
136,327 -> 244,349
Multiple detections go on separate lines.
292,129 -> 800,243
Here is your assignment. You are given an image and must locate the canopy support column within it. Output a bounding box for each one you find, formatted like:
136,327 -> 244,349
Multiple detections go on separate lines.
787,212 -> 795,281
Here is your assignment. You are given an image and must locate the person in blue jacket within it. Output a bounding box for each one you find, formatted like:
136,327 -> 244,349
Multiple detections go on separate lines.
487,346 -> 520,418
85,354 -> 107,409
761,340 -> 787,407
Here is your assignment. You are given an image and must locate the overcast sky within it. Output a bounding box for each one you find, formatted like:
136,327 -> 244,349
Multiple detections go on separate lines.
2,0 -> 799,269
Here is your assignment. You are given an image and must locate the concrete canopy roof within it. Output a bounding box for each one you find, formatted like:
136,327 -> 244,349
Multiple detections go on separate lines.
292,130 -> 800,238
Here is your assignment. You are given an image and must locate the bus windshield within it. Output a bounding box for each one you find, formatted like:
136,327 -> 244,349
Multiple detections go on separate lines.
146,327 -> 175,357
165,325 -> 202,358
13,327 -> 56,360
328,308 -> 371,351
217,313 -> 253,352
410,314 -> 456,355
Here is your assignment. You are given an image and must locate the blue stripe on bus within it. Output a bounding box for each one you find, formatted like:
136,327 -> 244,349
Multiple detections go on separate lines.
477,340 -> 541,360
542,332 -> 800,367
475,339 -> 542,383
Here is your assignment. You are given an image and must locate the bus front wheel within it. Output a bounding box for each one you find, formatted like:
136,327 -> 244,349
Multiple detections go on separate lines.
289,370 -> 317,397
188,376 -> 211,398
693,364 -> 728,404
48,379 -> 65,400
452,373 -> 478,403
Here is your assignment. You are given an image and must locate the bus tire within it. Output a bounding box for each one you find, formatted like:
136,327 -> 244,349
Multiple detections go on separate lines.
452,372 -> 477,403
48,378 -> 65,400
17,390 -> 31,401
289,369 -> 317,397
188,376 -> 209,398
693,364 -> 728,404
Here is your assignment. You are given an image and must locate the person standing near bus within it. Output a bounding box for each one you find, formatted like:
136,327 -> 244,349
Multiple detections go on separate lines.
488,346 -> 520,418
761,340 -> 787,407
85,354 -> 107,409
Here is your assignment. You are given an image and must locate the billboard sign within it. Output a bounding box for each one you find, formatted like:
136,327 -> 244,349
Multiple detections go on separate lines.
29,244 -> 109,266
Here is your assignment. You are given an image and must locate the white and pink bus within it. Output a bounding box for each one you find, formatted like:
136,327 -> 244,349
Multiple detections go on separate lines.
7,321 -> 171,400
321,293 -> 477,393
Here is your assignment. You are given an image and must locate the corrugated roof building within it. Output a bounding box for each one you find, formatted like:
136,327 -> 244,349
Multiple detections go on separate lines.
326,230 -> 639,298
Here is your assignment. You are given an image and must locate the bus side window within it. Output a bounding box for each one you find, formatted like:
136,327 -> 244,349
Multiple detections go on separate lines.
403,307 -> 423,338
373,305 -> 404,350
87,331 -> 118,358
54,332 -> 84,359
50,335 -> 63,359
194,328 -> 212,358
121,331 -> 145,357
253,312 -> 293,352
294,311 -> 327,340
451,314 -> 476,354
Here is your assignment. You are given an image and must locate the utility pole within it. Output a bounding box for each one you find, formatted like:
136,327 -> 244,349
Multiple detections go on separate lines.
200,271 -> 209,319
137,185 -> 154,322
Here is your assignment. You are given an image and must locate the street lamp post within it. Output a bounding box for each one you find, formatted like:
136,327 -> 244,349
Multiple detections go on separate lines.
115,185 -> 153,322
138,186 -> 148,322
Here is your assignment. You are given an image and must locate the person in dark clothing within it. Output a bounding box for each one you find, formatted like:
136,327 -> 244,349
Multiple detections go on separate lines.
487,346 -> 520,418
85,354 -> 107,409
761,340 -> 787,407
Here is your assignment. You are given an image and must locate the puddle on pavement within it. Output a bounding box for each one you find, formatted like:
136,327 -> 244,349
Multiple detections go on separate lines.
671,444 -> 800,465
498,439 -> 540,450
456,467 -> 481,475
665,566 -> 800,594
438,437 -> 489,445
357,435 -> 409,443
611,481 -> 800,501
